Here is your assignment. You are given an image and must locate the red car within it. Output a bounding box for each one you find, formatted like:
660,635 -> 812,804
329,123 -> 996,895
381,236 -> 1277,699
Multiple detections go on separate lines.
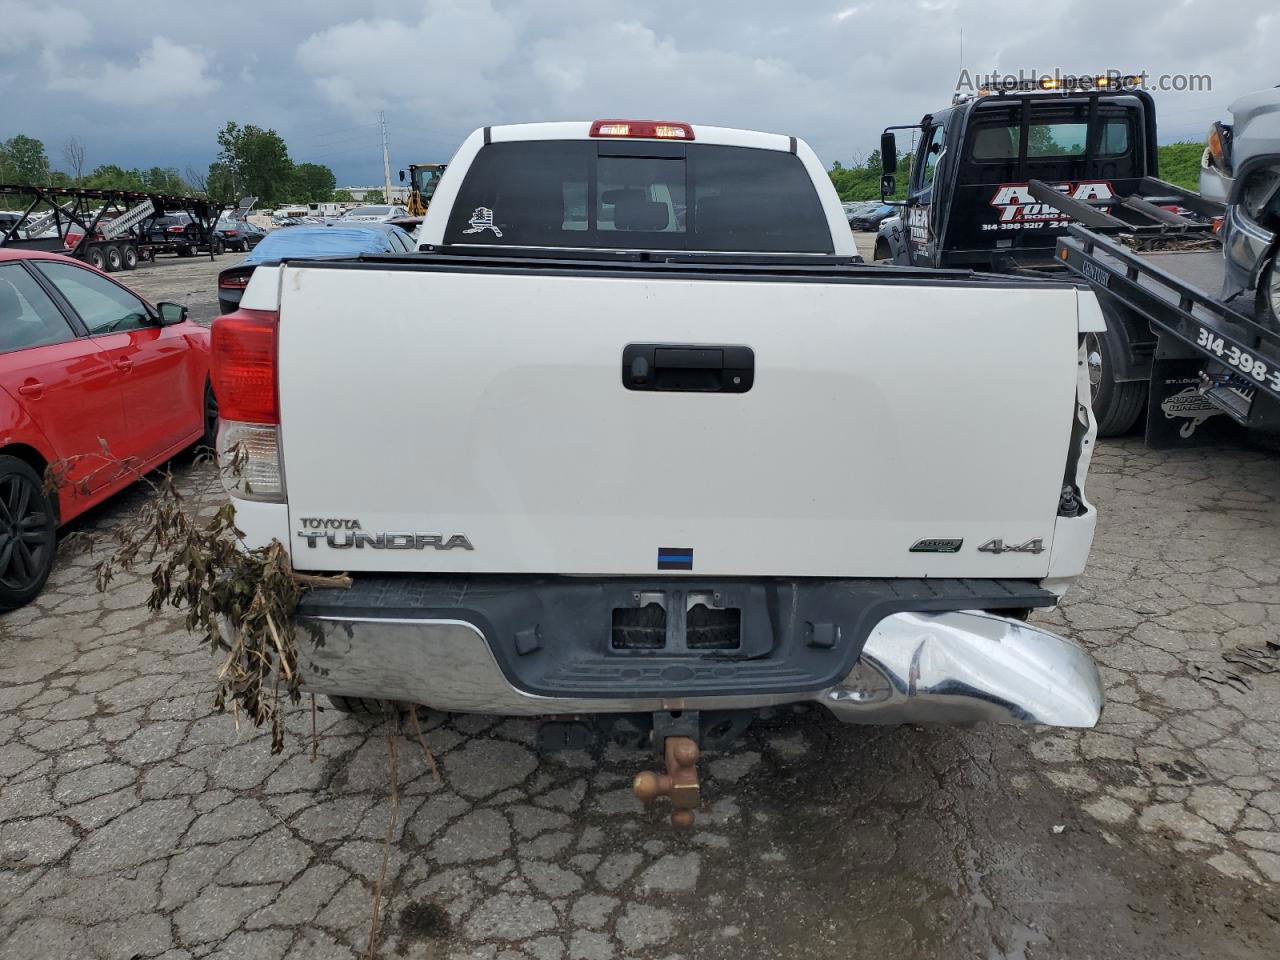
0,249 -> 216,610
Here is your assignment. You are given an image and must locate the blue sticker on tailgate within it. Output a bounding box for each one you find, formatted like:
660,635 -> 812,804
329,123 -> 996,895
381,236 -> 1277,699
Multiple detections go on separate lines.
657,547 -> 693,571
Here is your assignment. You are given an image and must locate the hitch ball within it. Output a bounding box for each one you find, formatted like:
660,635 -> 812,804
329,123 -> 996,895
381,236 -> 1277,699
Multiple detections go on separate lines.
633,736 -> 701,827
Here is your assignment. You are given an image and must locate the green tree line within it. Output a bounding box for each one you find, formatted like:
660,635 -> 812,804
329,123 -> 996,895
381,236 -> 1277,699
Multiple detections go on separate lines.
1,134 -> 195,195
1,125 -> 340,206
828,149 -> 911,202
1154,142 -> 1203,191
205,122 -> 336,205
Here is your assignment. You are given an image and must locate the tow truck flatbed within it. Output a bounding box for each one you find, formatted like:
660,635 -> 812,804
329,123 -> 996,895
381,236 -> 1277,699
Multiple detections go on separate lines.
1058,224 -> 1280,425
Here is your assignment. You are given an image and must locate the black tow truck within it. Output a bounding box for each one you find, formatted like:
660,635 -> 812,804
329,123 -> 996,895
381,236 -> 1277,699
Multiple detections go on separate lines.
0,183 -> 229,272
874,77 -> 1273,446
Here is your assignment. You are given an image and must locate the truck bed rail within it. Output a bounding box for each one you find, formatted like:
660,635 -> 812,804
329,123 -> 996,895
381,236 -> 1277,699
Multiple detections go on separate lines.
295,247 -> 1074,289
1057,225 -> 1280,416
1028,176 -> 1225,238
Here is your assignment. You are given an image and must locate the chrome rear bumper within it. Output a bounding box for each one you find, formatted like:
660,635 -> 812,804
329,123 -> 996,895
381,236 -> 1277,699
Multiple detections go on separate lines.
298,609 -> 1102,728
820,611 -> 1102,727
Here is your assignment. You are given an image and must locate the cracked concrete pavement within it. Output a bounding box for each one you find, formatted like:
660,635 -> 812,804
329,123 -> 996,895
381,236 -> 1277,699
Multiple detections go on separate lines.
2,442 -> 1278,959
1,251 -> 1278,959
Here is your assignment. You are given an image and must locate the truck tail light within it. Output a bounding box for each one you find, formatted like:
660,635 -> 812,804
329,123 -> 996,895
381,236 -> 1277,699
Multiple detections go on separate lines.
1205,122 -> 1232,173
212,309 -> 284,502
589,119 -> 694,140
212,309 -> 277,424
217,420 -> 285,503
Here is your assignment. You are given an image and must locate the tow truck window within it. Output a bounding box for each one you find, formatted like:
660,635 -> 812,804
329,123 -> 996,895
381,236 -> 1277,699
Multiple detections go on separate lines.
914,124 -> 945,194
971,119 -> 1130,160
444,140 -> 833,253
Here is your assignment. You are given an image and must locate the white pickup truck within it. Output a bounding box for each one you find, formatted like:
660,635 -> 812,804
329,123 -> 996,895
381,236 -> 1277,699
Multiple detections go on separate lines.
212,119 -> 1104,763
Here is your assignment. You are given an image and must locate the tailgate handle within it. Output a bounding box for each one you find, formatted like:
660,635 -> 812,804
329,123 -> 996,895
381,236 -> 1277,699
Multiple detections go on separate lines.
623,343 -> 754,393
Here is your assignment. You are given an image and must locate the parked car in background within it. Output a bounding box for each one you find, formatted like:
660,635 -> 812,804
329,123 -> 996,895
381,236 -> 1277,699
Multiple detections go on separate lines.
61,218 -> 117,266
1199,120 -> 1236,203
387,215 -> 424,241
1200,86 -> 1280,328
0,249 -> 215,609
144,213 -> 222,257
874,214 -> 904,262
848,203 -> 895,231
215,216 -> 266,253
0,213 -> 36,240
217,222 -> 416,313
342,205 -> 411,223
842,200 -> 879,224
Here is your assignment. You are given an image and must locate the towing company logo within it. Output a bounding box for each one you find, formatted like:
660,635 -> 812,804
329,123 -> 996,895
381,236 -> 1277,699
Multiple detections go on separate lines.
1160,386 -> 1225,438
989,181 -> 1115,225
907,205 -> 930,246
296,518 -> 474,551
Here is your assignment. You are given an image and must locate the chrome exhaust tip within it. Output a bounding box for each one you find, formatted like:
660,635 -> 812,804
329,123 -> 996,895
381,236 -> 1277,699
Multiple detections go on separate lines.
818,610 -> 1103,728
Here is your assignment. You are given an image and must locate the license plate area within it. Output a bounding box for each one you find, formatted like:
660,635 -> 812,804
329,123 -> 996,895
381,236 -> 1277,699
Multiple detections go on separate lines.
610,590 -> 751,656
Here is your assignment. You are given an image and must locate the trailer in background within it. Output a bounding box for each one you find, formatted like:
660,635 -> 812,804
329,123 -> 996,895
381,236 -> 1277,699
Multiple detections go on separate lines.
0,184 -> 230,272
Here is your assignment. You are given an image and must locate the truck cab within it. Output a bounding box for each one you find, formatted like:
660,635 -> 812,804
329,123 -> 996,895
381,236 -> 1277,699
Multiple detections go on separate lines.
881,82 -> 1159,272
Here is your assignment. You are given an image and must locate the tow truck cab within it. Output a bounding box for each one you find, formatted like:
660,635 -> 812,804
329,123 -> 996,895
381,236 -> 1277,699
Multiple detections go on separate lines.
880,84 -> 1159,271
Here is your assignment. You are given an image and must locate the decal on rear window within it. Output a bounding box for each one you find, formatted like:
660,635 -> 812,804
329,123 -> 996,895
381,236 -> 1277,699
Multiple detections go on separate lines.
463,206 -> 503,237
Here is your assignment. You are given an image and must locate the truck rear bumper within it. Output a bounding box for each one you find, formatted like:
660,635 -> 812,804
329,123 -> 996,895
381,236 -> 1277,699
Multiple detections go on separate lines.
296,606 -> 1102,729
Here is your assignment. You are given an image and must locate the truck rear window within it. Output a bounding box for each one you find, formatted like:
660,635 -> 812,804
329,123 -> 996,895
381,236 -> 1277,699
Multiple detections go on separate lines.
970,119 -> 1131,160
443,140 -> 834,253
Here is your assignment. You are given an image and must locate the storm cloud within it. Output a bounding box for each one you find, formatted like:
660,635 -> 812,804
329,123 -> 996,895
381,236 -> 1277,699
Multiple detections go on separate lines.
0,0 -> 1275,184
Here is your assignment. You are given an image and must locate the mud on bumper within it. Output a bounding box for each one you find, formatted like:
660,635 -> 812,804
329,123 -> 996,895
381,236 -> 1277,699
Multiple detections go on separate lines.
295,576 -> 1103,728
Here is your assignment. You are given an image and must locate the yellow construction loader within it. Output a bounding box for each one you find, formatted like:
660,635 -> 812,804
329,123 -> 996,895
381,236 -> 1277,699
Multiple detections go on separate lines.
399,163 -> 447,216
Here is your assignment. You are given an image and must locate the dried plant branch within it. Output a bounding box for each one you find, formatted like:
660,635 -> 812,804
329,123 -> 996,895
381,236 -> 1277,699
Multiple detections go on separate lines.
48,443 -> 333,753
408,705 -> 442,784
367,710 -> 402,959
50,442 -> 447,959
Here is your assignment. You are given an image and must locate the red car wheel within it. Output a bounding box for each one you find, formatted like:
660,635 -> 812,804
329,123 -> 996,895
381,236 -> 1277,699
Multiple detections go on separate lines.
0,456 -> 57,611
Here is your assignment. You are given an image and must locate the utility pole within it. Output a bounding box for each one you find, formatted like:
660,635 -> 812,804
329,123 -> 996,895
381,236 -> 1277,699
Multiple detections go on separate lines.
379,111 -> 393,204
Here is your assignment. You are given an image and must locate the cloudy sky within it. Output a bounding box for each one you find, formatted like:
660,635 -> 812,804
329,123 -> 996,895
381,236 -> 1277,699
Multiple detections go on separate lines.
1,0 -> 1276,187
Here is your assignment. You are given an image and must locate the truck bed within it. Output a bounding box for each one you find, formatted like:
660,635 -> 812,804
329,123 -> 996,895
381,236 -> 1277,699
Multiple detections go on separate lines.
1140,249 -> 1232,303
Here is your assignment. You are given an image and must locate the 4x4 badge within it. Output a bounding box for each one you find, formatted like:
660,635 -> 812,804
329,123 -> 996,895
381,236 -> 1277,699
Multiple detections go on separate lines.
978,538 -> 1044,555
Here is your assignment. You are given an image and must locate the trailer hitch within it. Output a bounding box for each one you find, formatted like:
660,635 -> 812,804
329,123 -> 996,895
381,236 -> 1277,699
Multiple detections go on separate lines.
632,711 -> 701,827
